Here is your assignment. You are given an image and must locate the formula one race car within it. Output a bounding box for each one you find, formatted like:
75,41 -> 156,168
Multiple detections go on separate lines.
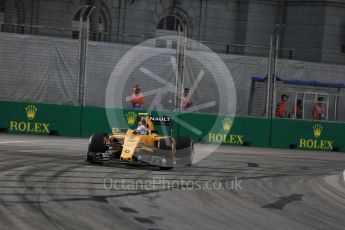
86,114 -> 194,170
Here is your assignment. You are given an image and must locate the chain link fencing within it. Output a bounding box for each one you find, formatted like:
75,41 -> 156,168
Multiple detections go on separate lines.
0,24 -> 80,105
1,22 -> 345,122
83,31 -> 269,116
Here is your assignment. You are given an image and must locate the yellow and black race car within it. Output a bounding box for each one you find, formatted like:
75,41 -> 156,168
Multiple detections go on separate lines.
86,114 -> 194,170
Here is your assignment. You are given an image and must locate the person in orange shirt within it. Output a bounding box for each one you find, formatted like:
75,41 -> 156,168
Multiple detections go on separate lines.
275,94 -> 289,118
129,85 -> 144,109
312,97 -> 325,120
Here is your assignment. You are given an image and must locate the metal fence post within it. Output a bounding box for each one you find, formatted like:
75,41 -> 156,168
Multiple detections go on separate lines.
267,24 -> 284,119
77,6 -> 95,106
174,24 -> 181,112
271,33 -> 280,118
266,35 -> 274,118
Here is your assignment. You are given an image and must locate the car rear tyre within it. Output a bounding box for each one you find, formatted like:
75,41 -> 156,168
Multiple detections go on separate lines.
176,137 -> 194,166
158,138 -> 175,170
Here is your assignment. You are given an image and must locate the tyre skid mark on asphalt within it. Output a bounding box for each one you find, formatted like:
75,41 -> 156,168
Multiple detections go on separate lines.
1,134 -> 345,229
0,158 -> 57,228
36,159 -> 165,229
36,162 -> 93,230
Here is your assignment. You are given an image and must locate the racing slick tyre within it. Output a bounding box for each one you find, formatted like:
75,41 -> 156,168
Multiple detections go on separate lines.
176,137 -> 194,166
87,134 -> 107,164
110,138 -> 122,159
158,138 -> 175,170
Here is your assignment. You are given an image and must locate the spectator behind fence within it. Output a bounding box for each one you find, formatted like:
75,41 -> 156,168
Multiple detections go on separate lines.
275,94 -> 290,118
181,88 -> 193,110
292,99 -> 303,119
129,85 -> 144,109
312,97 -> 325,120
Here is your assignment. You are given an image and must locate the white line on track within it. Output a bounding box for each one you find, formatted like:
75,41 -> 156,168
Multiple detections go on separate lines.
0,141 -> 34,144
0,139 -> 86,145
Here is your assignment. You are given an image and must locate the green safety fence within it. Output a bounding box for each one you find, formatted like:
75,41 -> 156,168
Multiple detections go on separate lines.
0,100 -> 344,152
176,113 -> 270,147
270,118 -> 345,152
80,107 -> 271,148
80,107 -> 177,137
0,101 -> 81,136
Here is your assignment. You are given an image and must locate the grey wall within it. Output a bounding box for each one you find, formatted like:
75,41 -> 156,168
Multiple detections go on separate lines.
322,4 -> 345,63
244,1 -> 278,57
280,2 -> 326,62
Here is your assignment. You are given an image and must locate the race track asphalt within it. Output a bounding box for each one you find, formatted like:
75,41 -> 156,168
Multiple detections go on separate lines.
0,133 -> 344,230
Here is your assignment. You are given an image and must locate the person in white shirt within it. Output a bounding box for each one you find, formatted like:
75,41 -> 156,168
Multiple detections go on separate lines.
181,88 -> 193,110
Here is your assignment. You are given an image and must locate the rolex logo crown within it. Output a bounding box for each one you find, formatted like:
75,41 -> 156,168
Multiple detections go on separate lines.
222,117 -> 232,132
313,124 -> 323,138
25,105 -> 37,120
126,112 -> 137,126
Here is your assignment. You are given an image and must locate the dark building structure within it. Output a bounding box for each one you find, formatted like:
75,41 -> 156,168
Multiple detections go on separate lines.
1,0 -> 345,64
